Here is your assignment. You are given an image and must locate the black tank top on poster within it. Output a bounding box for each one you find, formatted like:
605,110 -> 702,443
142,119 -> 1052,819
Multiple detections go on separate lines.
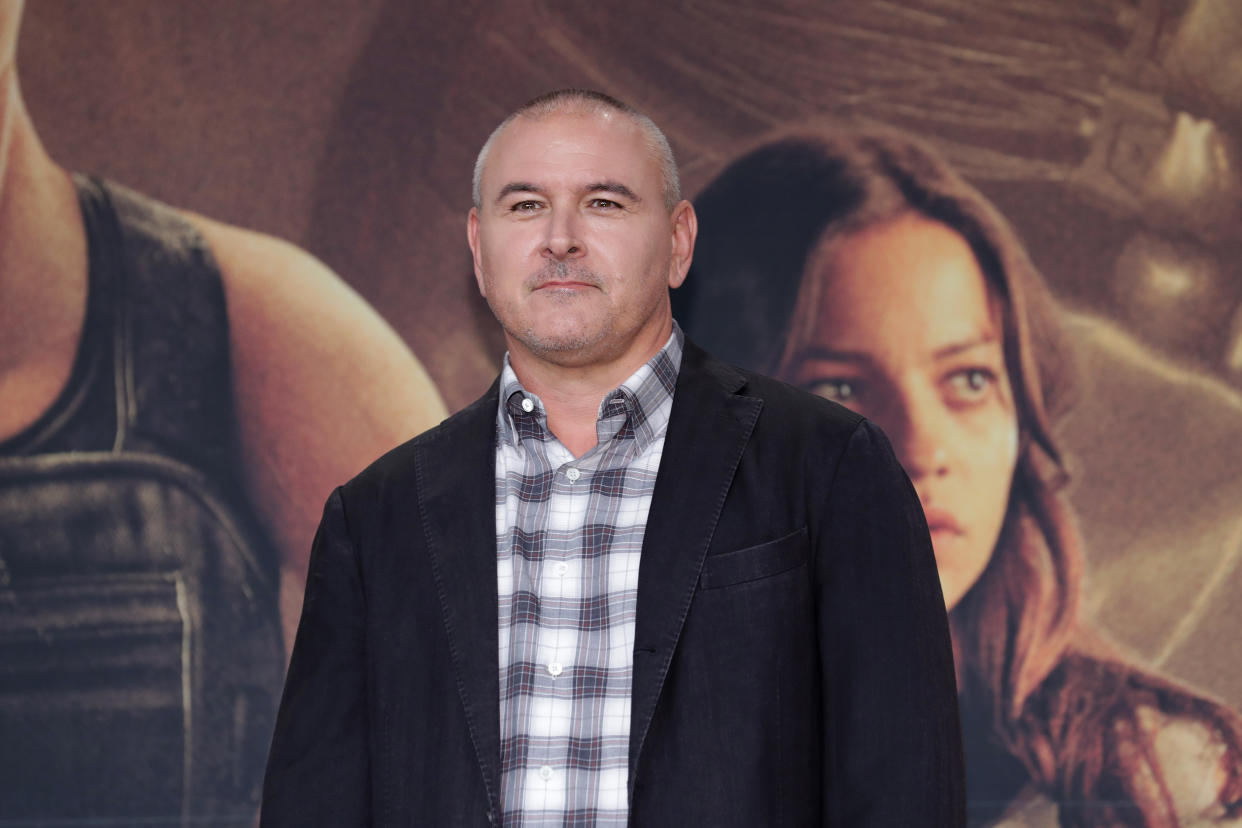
0,177 -> 284,826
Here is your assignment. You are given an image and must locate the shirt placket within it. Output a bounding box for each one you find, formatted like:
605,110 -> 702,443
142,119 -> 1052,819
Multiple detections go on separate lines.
499,357 -> 674,826
526,437 -> 597,821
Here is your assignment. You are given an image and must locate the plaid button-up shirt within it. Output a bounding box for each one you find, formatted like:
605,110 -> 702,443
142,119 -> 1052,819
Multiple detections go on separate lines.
494,325 -> 682,827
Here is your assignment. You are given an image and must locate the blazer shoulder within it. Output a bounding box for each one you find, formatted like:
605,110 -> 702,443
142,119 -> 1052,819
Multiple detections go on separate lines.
683,335 -> 863,435
733,363 -> 865,440
679,338 -> 868,472
340,379 -> 499,504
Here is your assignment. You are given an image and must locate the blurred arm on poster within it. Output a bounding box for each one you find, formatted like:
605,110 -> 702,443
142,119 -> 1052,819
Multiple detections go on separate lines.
189,215 -> 448,651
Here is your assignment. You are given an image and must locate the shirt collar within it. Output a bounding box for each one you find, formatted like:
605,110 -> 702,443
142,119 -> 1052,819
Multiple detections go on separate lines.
496,321 -> 684,453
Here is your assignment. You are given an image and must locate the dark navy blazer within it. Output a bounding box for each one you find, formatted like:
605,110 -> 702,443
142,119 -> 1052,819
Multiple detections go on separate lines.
262,339 -> 965,826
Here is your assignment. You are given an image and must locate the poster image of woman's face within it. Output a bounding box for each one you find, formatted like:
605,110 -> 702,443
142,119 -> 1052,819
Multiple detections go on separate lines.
779,213 -> 1019,610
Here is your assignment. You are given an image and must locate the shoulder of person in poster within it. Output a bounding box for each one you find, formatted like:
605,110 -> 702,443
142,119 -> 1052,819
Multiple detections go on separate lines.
186,212 -> 447,642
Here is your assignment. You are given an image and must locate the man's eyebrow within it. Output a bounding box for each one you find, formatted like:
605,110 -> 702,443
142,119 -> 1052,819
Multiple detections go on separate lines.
494,180 -> 643,205
495,182 -> 542,203
584,181 -> 641,203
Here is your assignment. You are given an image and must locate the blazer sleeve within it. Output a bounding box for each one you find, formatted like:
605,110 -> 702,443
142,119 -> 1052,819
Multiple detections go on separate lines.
261,488 -> 371,827
817,419 -> 966,827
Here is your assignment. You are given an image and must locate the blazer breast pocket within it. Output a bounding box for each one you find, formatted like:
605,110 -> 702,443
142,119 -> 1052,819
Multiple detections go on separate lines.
698,526 -> 809,590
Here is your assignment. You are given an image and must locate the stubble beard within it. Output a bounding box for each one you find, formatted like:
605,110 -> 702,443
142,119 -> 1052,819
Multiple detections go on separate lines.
488,261 -> 617,363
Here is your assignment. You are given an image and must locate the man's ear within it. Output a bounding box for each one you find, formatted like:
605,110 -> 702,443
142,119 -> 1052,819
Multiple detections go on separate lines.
667,200 -> 697,289
467,207 -> 486,296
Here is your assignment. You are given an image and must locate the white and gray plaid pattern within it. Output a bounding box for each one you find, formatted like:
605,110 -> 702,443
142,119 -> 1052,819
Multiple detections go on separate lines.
494,326 -> 682,827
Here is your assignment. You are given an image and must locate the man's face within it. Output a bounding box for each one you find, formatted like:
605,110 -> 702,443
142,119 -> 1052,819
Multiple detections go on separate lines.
468,109 -> 694,370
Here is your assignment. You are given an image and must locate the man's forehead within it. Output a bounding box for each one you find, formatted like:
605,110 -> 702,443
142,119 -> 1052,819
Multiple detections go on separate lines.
483,110 -> 658,192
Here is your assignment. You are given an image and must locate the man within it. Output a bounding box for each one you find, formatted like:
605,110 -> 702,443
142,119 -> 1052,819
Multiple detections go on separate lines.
263,89 -> 964,826
0,1 -> 445,822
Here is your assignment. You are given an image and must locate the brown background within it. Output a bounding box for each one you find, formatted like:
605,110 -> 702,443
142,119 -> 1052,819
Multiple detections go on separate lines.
19,0 -> 1242,719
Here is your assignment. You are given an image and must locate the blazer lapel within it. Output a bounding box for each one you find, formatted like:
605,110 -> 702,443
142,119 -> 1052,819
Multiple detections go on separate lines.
628,340 -> 763,789
416,383 -> 503,813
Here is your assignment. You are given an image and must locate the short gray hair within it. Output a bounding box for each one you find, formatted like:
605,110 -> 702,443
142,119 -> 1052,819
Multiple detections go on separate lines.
471,89 -> 681,212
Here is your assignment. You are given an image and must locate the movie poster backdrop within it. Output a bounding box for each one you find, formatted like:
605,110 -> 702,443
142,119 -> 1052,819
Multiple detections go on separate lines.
4,0 -> 1241,824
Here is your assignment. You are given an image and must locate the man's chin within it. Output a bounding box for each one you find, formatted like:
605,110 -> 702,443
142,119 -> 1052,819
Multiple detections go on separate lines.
509,326 -> 611,364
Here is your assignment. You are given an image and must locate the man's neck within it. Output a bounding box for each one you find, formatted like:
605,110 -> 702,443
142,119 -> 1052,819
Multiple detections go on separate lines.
506,318 -> 673,458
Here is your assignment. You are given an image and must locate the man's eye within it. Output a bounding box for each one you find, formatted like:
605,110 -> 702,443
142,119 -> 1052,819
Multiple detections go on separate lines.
808,379 -> 858,403
510,200 -> 542,212
588,198 -> 621,209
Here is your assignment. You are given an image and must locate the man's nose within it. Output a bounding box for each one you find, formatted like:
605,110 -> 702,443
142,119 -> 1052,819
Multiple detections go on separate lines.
542,209 -> 585,261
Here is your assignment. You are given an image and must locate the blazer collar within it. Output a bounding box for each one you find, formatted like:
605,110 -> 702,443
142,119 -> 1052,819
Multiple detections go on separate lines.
416,340 -> 762,813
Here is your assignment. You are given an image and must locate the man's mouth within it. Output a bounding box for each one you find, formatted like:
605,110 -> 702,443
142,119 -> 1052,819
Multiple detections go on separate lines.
525,263 -> 602,293
535,280 -> 595,289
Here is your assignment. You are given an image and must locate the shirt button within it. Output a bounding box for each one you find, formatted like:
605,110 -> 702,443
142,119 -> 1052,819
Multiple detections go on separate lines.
565,467 -> 581,482
554,561 -> 569,577
538,765 -> 554,781
521,397 -> 534,413
548,662 -> 563,677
